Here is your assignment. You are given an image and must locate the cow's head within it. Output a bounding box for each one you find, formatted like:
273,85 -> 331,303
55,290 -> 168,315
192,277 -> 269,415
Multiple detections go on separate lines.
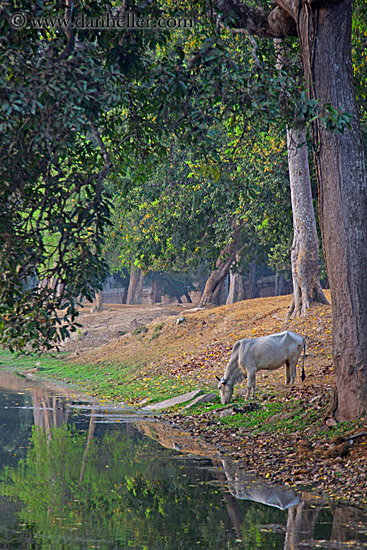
216,376 -> 233,404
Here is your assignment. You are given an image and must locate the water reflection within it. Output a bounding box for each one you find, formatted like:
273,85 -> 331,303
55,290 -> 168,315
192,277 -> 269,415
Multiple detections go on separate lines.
0,372 -> 366,550
220,457 -> 302,509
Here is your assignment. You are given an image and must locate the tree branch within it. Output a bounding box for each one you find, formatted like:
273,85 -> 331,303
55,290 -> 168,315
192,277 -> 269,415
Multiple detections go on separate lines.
211,0 -> 297,37
57,0 -> 75,62
89,118 -> 113,201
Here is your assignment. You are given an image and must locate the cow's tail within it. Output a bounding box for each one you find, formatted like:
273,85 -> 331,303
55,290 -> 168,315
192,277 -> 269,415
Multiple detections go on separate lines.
301,337 -> 307,382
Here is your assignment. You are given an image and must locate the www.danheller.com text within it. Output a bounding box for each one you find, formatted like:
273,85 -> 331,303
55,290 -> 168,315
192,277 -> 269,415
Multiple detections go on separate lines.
9,11 -> 195,31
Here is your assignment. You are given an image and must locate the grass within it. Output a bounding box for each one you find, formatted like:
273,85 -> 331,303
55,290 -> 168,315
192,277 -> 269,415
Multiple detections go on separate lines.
0,349 -> 199,406
0,350 -> 69,373
177,390 -> 366,444
0,347 -> 365,447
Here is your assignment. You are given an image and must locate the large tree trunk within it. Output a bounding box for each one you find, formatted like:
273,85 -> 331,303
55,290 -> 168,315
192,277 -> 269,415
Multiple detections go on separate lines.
286,127 -> 329,318
226,255 -> 245,304
126,265 -> 144,305
296,0 -> 367,419
226,271 -> 244,304
199,261 -> 229,306
199,223 -> 244,306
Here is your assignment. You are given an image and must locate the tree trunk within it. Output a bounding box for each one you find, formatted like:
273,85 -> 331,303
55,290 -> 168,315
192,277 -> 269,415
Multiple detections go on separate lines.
199,223 -> 244,306
275,273 -> 287,296
274,39 -> 328,317
198,262 -> 229,306
150,279 -> 162,304
184,291 -> 192,303
95,290 -> 103,310
296,0 -> 367,419
226,266 -> 245,305
248,262 -> 257,299
90,290 -> 103,312
219,274 -> 229,305
286,127 -> 329,318
126,265 -> 144,305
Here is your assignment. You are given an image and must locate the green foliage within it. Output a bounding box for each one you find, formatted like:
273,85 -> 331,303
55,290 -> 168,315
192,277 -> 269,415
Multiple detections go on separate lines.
1,0 -> 364,351
106,123 -> 293,278
352,0 -> 367,148
0,2 -> 117,352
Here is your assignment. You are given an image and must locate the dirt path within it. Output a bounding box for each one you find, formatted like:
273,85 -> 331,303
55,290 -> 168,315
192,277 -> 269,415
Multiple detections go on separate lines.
61,302 -> 186,354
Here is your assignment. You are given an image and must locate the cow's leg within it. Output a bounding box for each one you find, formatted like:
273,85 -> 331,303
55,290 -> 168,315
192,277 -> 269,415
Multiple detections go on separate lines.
252,375 -> 256,399
246,371 -> 256,400
285,360 -> 291,384
288,360 -> 297,384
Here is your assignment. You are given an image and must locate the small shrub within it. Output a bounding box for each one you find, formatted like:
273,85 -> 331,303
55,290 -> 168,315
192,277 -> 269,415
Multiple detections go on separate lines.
133,326 -> 148,336
150,324 -> 164,340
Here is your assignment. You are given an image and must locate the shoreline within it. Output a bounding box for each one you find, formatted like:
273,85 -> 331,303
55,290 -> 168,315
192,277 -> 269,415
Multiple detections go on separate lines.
1,294 -> 366,510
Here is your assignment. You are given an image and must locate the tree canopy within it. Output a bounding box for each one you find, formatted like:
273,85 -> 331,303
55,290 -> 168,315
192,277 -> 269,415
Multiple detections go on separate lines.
1,0 -> 367,420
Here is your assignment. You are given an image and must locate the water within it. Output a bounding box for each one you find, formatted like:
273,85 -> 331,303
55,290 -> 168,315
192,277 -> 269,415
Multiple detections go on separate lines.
0,371 -> 366,550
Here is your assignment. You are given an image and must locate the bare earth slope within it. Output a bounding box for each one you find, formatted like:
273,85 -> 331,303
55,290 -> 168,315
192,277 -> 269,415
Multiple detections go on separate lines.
68,293 -> 334,392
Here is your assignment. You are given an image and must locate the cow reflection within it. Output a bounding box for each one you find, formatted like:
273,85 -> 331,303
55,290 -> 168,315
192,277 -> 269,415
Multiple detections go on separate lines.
219,458 -> 327,550
220,458 -> 302,510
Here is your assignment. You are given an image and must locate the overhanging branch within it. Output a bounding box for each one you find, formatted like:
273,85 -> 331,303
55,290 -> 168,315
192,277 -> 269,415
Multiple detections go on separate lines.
57,0 -> 75,61
212,0 -> 297,37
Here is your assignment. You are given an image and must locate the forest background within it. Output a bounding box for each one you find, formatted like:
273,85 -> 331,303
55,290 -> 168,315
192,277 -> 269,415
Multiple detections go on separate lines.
1,0 -> 367,422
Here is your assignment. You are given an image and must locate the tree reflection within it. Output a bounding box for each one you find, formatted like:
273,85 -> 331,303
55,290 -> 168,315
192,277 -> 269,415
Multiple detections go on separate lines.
0,422 -> 251,549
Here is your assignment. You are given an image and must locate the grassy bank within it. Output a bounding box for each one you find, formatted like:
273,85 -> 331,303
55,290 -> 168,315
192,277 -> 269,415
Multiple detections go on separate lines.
1,293 -> 367,508
0,348 -> 200,405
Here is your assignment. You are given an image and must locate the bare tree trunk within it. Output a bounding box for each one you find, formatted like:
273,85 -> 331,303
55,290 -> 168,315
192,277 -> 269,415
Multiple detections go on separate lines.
286,127 -> 329,318
248,262 -> 257,299
199,223 -> 244,306
96,290 -> 103,310
184,292 -> 192,303
295,0 -> 367,420
150,279 -> 162,304
90,290 -> 103,312
275,273 -> 287,296
274,39 -> 328,318
226,262 -> 245,305
198,264 -> 228,306
126,265 -> 144,305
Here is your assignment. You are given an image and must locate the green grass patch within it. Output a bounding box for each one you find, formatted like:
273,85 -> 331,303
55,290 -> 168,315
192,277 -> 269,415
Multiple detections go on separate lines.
182,396 -> 325,436
0,349 -> 199,406
150,323 -> 164,340
132,326 -> 148,336
0,349 -> 69,373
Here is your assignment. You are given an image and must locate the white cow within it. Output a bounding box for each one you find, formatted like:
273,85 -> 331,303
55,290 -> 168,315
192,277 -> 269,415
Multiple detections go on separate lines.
217,331 -> 306,403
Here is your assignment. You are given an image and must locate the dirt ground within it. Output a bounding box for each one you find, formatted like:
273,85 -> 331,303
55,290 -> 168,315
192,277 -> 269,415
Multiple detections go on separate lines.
65,293 -> 335,391
61,302 -> 185,354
